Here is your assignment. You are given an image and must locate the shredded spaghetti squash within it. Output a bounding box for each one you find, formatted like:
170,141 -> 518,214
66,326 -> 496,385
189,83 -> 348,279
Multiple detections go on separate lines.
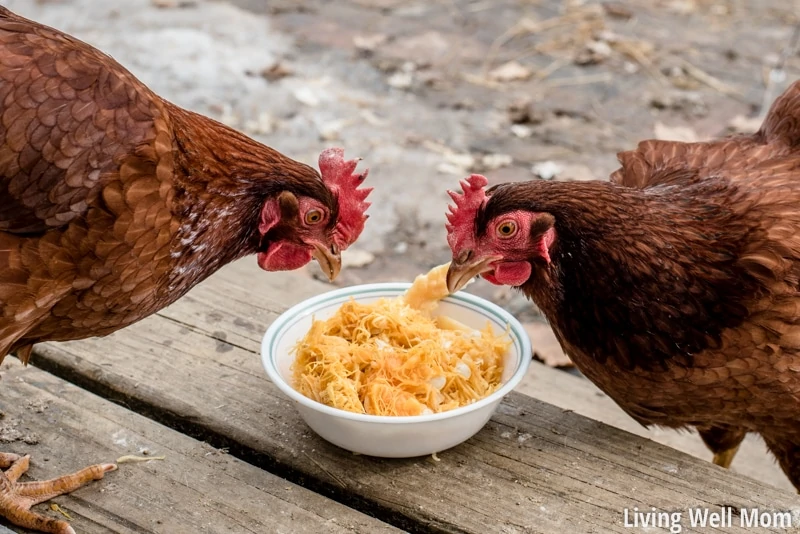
291,262 -> 511,416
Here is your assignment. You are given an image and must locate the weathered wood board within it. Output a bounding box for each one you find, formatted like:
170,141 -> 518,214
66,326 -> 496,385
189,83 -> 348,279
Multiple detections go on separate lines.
27,259 -> 800,534
0,361 -> 403,534
517,357 -> 795,492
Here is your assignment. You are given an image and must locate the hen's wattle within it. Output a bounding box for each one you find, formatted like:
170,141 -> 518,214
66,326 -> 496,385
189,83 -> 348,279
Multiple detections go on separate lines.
445,79 -> 800,491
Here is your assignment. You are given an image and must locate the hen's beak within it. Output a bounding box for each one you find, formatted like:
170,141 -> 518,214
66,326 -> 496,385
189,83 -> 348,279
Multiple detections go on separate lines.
446,252 -> 502,294
312,243 -> 341,282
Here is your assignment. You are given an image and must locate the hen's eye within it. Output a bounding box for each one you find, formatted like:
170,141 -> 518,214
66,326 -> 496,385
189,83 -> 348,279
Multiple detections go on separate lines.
496,221 -> 517,238
305,209 -> 323,225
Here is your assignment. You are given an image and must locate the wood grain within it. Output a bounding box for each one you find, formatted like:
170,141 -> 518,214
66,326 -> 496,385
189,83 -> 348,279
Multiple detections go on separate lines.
0,359 -> 403,534
25,259 -> 800,533
517,358 -> 795,492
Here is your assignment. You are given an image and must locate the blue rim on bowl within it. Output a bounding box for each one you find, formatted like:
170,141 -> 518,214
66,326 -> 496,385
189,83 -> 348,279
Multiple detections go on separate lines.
261,283 -> 532,424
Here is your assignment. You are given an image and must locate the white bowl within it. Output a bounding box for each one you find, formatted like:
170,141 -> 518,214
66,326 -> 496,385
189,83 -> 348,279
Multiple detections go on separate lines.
261,283 -> 532,458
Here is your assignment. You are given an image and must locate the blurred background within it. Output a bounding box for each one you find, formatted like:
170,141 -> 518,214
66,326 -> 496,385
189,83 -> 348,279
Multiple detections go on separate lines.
9,0 -> 800,489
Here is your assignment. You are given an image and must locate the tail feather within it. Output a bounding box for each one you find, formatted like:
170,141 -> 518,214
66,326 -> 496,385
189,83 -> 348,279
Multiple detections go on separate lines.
611,140 -> 705,189
611,80 -> 800,189
759,80 -> 800,149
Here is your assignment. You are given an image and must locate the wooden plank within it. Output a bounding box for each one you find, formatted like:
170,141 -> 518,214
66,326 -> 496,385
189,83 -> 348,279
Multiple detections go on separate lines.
0,360 -> 403,534
517,358 -> 795,492
31,260 -> 800,533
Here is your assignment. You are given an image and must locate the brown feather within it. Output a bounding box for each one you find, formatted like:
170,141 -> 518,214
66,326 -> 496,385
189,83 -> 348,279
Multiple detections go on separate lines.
0,6 -> 338,363
479,79 -> 800,489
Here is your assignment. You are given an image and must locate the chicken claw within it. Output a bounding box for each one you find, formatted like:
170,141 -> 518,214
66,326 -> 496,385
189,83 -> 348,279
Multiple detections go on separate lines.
0,452 -> 116,533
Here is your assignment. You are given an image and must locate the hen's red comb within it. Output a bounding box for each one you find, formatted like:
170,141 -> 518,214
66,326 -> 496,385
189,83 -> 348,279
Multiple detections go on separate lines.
319,147 -> 372,249
445,174 -> 489,239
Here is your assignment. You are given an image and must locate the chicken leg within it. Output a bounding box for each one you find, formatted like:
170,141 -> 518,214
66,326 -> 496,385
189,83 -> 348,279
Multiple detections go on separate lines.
698,425 -> 746,469
0,452 -> 116,533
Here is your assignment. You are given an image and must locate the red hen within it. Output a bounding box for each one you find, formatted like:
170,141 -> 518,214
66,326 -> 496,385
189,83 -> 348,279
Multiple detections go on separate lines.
0,7 -> 371,533
446,80 -> 800,490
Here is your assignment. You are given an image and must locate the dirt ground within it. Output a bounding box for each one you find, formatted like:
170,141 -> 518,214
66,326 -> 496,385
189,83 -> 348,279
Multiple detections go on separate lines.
13,0 -> 800,321
237,0 -> 800,322
8,0 -> 800,490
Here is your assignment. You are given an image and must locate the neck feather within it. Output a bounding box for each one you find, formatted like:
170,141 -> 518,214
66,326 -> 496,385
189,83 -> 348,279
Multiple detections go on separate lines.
158,103 -> 326,295
506,179 -> 758,370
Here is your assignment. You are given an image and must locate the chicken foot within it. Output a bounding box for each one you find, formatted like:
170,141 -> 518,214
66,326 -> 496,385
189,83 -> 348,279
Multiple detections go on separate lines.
698,425 -> 746,469
710,445 -> 740,469
0,452 -> 116,533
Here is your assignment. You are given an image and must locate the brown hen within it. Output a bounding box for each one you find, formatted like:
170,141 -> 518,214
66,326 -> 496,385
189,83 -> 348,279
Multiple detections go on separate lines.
0,6 -> 371,532
445,80 -> 800,490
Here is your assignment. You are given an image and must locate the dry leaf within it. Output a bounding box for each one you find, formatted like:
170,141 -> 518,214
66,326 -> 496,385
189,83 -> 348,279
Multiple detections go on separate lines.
488,61 -> 533,82
341,249 -> 376,269
510,124 -> 533,138
293,87 -> 320,107
602,2 -> 634,19
667,0 -> 697,14
508,98 -> 545,125
575,40 -> 612,66
387,71 -> 414,89
354,33 -> 388,52
243,112 -> 276,136
531,161 -> 563,180
728,114 -> 762,134
381,32 -> 451,67
317,119 -> 353,141
444,152 -> 476,170
261,62 -> 294,82
360,110 -> 388,126
481,154 -> 513,170
653,121 -> 699,143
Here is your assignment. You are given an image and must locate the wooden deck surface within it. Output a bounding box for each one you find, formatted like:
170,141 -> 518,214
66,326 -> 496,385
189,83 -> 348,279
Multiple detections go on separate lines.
0,259 -> 797,533
518,358 -> 796,493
